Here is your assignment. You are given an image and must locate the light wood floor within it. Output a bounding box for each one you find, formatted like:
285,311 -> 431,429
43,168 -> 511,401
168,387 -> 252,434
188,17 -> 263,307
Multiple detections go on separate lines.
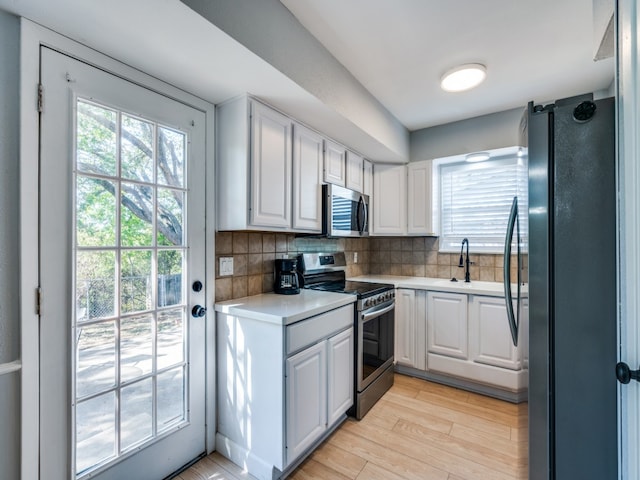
176,374 -> 528,480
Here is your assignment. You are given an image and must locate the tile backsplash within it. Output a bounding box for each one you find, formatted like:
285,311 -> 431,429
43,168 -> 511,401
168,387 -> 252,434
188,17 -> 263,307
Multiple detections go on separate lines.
215,232 -> 526,302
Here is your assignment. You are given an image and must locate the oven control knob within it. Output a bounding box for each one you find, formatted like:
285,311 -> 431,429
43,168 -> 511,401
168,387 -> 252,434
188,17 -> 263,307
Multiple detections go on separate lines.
364,298 -> 370,308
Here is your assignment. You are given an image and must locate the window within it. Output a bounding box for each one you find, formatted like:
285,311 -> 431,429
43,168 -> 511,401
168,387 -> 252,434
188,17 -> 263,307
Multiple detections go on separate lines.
435,147 -> 528,253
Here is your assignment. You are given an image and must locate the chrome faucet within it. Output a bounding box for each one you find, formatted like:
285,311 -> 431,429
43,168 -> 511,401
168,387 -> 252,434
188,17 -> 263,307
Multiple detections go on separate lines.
458,238 -> 472,283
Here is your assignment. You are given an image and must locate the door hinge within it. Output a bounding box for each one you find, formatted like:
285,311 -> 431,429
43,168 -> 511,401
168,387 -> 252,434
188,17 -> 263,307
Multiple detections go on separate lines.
37,83 -> 43,113
36,287 -> 43,315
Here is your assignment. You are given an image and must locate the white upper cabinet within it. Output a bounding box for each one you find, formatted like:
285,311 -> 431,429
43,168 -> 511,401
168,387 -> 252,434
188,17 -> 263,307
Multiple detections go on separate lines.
372,164 -> 407,235
372,161 -> 433,236
217,96 -> 324,233
324,140 -> 347,186
363,159 -> 373,197
250,101 -> 293,228
292,123 -> 324,232
346,150 -> 365,193
407,160 -> 434,235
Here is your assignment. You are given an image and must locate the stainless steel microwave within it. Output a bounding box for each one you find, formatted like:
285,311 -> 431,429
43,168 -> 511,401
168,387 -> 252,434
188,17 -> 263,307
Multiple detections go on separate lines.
323,184 -> 369,237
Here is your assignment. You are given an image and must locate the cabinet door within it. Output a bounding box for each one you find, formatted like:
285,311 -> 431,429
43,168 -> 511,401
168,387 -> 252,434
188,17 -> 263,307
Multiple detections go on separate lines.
327,328 -> 354,426
395,289 -> 416,367
372,164 -> 407,235
427,291 -> 468,359
324,140 -> 346,186
292,123 -> 323,232
250,101 -> 292,228
363,159 -> 373,197
286,342 -> 327,465
407,160 -> 433,235
346,150 -> 364,192
469,296 -> 520,370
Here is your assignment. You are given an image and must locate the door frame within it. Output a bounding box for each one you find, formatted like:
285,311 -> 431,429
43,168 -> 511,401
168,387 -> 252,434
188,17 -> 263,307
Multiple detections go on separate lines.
19,19 -> 217,479
617,2 -> 640,479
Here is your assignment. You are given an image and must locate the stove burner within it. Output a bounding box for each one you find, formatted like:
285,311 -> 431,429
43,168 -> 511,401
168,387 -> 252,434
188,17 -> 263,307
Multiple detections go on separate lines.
305,280 -> 393,298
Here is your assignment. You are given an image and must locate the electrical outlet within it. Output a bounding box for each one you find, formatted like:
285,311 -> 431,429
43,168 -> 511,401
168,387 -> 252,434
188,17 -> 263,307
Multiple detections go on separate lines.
354,252 -> 358,264
219,257 -> 234,276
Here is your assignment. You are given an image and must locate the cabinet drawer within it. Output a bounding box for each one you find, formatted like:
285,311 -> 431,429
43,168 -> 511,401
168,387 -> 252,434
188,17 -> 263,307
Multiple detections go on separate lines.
286,305 -> 353,355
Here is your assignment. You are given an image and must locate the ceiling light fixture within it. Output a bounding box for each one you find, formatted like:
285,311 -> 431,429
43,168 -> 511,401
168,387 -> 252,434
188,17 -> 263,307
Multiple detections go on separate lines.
465,151 -> 491,163
440,63 -> 487,92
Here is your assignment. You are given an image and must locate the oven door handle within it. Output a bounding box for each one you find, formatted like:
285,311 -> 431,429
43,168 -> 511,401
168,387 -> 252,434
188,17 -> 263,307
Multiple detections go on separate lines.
361,302 -> 394,322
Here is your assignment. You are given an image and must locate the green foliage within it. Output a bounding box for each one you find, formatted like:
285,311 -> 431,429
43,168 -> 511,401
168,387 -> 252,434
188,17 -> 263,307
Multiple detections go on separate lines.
74,100 -> 187,317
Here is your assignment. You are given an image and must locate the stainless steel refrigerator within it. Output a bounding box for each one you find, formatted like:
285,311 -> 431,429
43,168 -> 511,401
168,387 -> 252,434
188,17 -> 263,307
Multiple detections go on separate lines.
526,94 -> 617,479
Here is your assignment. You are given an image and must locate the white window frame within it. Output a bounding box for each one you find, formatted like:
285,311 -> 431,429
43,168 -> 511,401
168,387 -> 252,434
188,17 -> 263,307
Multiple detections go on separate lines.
433,146 -> 528,254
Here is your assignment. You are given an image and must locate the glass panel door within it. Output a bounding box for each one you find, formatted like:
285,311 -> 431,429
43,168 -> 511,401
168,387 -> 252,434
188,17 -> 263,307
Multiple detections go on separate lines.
39,47 -> 206,480
74,99 -> 190,475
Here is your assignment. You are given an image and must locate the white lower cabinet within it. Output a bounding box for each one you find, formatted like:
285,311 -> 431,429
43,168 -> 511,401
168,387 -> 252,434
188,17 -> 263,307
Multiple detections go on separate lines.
393,288 -> 528,398
395,289 -> 426,370
216,304 -> 354,480
327,328 -> 355,425
286,342 -> 327,463
427,291 -> 468,360
469,295 -> 520,370
286,327 -> 353,465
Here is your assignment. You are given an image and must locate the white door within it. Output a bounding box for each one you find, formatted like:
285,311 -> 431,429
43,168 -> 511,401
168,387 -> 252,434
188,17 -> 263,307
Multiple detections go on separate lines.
345,150 -> 364,193
327,328 -> 354,426
285,342 -> 327,465
372,164 -> 407,235
407,160 -> 433,235
292,123 -> 323,232
395,288 -> 416,367
427,291 -> 468,359
468,296 -> 520,370
323,139 -> 346,186
39,47 -> 207,480
618,2 -> 640,478
250,101 -> 292,229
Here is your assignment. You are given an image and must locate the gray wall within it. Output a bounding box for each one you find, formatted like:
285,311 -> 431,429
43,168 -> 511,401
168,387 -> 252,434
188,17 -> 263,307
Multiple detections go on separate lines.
0,8 -> 21,480
411,85 -> 616,162
410,107 -> 526,161
181,0 -> 409,161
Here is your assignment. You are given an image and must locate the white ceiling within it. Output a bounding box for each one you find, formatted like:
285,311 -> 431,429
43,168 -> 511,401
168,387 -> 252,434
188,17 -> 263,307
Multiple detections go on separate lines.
280,0 -> 615,130
0,0 -> 615,161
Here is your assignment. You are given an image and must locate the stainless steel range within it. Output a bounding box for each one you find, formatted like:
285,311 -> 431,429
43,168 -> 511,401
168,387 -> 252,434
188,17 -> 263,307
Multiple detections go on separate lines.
298,252 -> 395,419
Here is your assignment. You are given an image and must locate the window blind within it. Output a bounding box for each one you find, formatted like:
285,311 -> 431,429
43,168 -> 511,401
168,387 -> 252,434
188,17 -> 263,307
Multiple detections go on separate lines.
439,155 -> 528,253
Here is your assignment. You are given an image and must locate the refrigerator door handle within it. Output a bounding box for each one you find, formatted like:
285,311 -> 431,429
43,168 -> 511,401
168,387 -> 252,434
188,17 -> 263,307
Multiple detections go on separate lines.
503,196 -> 519,346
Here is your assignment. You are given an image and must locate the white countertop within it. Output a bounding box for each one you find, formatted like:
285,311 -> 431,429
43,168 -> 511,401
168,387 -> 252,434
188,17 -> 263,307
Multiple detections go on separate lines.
349,275 -> 527,297
214,289 -> 356,325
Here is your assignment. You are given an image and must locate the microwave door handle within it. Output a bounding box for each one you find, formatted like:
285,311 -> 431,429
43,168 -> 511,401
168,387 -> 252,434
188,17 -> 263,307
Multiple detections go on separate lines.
357,195 -> 368,235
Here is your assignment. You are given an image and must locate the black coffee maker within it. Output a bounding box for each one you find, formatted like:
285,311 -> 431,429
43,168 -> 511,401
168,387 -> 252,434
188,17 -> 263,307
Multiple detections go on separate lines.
274,258 -> 302,295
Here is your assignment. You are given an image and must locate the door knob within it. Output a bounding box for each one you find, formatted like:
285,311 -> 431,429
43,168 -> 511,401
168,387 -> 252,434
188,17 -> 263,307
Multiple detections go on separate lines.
616,362 -> 640,384
191,305 -> 207,318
